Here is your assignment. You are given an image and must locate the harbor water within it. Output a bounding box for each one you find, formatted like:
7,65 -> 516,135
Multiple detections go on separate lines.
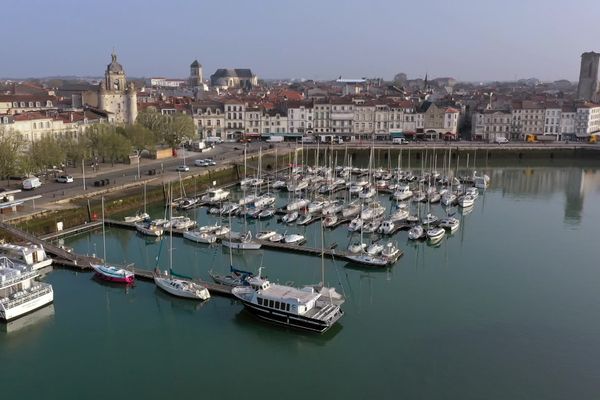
2,162 -> 600,399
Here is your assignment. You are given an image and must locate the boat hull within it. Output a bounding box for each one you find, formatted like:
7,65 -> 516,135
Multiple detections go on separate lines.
235,297 -> 342,333
91,265 -> 135,284
154,277 -> 210,300
0,291 -> 54,321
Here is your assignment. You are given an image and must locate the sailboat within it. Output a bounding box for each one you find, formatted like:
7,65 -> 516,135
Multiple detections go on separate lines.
91,197 -> 135,284
221,213 -> 261,250
305,218 -> 345,306
124,183 -> 150,222
154,190 -> 210,300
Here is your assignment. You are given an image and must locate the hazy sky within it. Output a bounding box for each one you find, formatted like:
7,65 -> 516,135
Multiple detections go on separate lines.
3,0 -> 599,81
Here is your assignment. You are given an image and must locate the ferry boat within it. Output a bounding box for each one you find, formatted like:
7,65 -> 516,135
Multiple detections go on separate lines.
232,273 -> 344,333
0,257 -> 54,321
0,243 -> 52,271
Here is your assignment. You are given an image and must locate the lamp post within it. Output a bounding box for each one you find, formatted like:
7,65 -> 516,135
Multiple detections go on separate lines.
82,158 -> 86,191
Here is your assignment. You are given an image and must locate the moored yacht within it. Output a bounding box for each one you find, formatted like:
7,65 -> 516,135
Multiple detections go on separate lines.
0,243 -> 52,271
183,230 -> 217,244
0,258 -> 54,321
124,211 -> 150,223
232,274 -> 344,333
154,270 -> 210,300
439,217 -> 460,233
201,188 -> 230,203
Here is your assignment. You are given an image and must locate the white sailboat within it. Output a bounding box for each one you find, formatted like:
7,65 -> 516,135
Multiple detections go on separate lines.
155,193 -> 210,300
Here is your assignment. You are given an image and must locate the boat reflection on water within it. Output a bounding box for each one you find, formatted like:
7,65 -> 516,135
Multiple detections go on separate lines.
153,287 -> 208,314
460,204 -> 474,216
1,304 -> 55,334
137,233 -> 163,245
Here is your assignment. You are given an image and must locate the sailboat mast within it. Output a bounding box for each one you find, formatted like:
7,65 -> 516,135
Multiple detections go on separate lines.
101,196 -> 107,265
169,185 -> 173,275
320,218 -> 325,285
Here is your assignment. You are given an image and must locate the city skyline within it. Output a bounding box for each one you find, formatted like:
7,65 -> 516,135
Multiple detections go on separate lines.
3,0 -> 600,81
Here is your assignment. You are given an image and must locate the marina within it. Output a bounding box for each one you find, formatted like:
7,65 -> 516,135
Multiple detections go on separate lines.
1,160 -> 600,399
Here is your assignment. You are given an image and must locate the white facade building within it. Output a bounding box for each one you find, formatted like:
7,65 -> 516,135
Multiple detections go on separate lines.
287,105 -> 313,134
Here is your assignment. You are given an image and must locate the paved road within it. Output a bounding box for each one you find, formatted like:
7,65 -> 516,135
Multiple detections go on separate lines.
7,142 -> 269,203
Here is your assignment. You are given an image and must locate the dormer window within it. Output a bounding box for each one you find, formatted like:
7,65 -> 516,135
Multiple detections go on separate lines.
28,102 -> 34,107
46,101 -> 52,107
12,102 -> 17,107
20,102 -> 25,107
36,102 -> 41,107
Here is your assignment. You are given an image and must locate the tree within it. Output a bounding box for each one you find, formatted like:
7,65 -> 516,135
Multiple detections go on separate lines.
119,124 -> 156,152
88,124 -> 132,165
63,135 -> 93,167
30,135 -> 66,172
0,127 -> 24,184
164,113 -> 196,148
136,109 -> 168,136
393,73 -> 408,85
137,109 -> 196,149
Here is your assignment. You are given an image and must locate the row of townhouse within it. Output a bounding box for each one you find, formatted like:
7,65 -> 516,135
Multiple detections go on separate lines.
192,98 -> 461,141
471,101 -> 600,142
0,110 -> 107,142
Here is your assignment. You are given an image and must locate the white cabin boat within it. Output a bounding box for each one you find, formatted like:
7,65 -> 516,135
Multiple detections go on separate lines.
232,275 -> 343,333
0,243 -> 52,271
202,188 -> 230,203
183,230 -> 217,244
0,258 -> 53,321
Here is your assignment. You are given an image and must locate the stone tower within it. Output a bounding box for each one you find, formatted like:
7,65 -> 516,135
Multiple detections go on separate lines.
189,60 -> 203,87
97,52 -> 137,124
105,52 -> 126,92
576,51 -> 600,101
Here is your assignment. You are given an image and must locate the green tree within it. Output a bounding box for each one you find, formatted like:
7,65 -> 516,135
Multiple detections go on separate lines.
137,109 -> 196,149
0,127 -> 24,184
63,135 -> 93,167
88,124 -> 132,165
30,135 -> 66,172
164,113 -> 196,149
119,124 -> 156,152
136,109 -> 168,136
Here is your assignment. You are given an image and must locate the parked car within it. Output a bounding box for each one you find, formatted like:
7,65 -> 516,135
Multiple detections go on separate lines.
56,175 -> 74,183
494,137 -> 509,144
392,138 -> 408,145
194,159 -> 208,167
176,165 -> 190,172
205,158 -> 216,166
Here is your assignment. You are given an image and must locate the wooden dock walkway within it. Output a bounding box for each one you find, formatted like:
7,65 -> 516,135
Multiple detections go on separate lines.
0,220 -> 233,297
40,221 -> 103,240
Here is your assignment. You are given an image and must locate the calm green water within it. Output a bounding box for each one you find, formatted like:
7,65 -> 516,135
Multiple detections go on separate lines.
2,163 -> 600,400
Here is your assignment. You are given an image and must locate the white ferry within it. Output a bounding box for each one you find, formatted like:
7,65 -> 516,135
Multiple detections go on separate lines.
0,258 -> 54,321
0,243 -> 53,271
232,273 -> 343,333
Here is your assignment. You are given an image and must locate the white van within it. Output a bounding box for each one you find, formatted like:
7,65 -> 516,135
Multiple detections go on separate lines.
392,138 -> 408,144
266,135 -> 284,143
22,177 -> 42,190
205,136 -> 223,144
